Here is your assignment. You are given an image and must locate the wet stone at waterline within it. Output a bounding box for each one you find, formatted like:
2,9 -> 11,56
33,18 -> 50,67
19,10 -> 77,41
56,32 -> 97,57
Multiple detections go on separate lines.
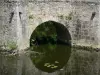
30,21 -> 71,73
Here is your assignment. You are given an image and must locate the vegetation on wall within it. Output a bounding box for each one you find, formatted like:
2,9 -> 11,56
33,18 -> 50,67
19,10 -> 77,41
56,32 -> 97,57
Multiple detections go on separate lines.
6,41 -> 17,50
58,12 -> 73,21
29,14 -> 34,19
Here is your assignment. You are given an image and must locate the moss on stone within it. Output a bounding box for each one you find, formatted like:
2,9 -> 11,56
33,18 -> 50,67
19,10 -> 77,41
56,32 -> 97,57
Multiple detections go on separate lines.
7,41 -> 17,50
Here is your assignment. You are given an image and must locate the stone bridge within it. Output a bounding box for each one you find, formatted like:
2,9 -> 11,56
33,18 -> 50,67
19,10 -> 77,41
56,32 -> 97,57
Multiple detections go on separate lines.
0,0 -> 100,50
1,0 -> 100,75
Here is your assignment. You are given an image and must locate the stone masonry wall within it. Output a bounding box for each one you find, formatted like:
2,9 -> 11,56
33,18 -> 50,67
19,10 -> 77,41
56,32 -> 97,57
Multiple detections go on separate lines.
0,0 -> 100,50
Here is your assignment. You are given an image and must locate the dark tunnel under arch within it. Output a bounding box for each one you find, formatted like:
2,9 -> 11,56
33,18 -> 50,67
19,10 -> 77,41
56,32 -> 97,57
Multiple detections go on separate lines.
30,20 -> 72,73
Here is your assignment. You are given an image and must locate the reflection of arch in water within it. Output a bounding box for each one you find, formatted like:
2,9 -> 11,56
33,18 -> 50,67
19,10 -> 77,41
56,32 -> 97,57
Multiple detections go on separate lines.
30,20 -> 72,73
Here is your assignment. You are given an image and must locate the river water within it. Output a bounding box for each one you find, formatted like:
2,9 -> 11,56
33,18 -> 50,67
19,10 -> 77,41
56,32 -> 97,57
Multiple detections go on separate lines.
0,48 -> 100,75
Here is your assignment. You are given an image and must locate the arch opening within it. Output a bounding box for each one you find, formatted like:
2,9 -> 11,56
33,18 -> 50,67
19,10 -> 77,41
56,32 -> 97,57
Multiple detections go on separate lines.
30,21 -> 72,73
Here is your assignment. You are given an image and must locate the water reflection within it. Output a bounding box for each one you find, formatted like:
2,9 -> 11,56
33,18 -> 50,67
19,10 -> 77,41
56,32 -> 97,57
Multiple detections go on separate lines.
0,47 -> 100,75
30,44 -> 71,73
30,21 -> 71,72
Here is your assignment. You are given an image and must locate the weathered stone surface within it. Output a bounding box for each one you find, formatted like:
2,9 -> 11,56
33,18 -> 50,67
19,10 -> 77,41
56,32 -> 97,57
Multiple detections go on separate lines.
0,0 -> 100,49
0,0 -> 100,74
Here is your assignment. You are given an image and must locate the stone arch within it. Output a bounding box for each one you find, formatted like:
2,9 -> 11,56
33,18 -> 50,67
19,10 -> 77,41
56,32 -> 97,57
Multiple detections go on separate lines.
30,20 -> 72,73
